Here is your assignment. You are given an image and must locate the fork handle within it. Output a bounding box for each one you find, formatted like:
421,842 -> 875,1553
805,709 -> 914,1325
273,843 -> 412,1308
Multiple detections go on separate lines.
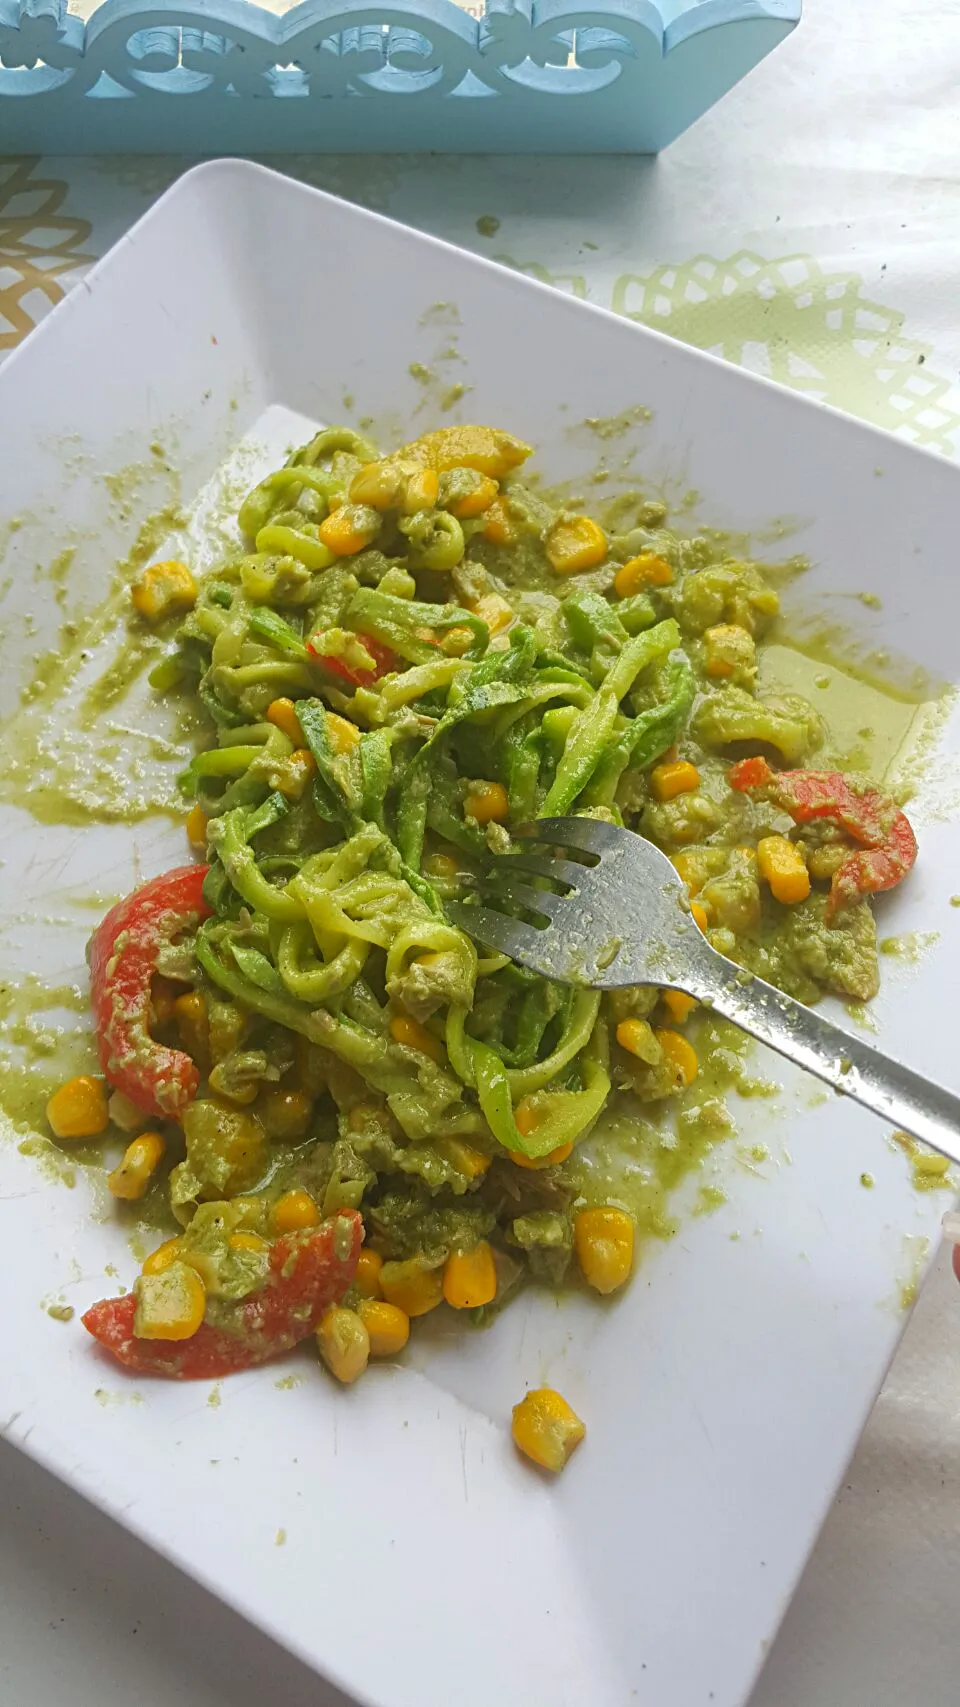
686,952 -> 960,1168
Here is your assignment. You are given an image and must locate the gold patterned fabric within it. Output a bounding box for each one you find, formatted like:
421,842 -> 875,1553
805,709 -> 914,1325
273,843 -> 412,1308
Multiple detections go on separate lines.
0,157 -> 93,350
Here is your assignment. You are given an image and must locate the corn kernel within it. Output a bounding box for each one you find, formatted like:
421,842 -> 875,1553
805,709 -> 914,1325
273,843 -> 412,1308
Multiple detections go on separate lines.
574,1206 -> 635,1294
107,1131 -> 166,1200
347,1101 -> 383,1133
546,515 -> 607,576
613,552 -> 674,596
357,1298 -> 411,1357
616,1017 -> 659,1061
271,1188 -> 320,1234
174,990 -> 209,1069
448,474 -> 499,519
150,974 -> 181,1028
349,458 -> 407,510
655,1028 -> 699,1087
424,853 -> 460,881
757,834 -> 811,905
185,804 -> 208,850
228,1231 -> 269,1254
46,1075 -> 109,1141
464,779 -> 509,825
317,504 -> 380,557
650,759 -> 700,802
402,467 -> 440,515
511,1387 -> 585,1473
389,1013 -> 443,1064
278,747 -> 318,801
704,623 -> 756,680
483,497 -> 518,547
131,559 -> 197,623
317,1306 -> 370,1384
671,851 -> 703,891
354,1248 -> 385,1299
662,990 -> 697,1024
142,1236 -> 183,1276
471,591 -> 513,635
437,1136 -> 491,1180
511,1142 -> 573,1170
326,711 -> 361,754
443,1241 -> 497,1309
209,1070 -> 259,1107
134,1261 -> 206,1341
380,1259 -> 444,1317
510,1096 -> 573,1166
257,1088 -> 312,1141
266,696 -> 305,745
440,626 -> 475,657
690,901 -> 710,932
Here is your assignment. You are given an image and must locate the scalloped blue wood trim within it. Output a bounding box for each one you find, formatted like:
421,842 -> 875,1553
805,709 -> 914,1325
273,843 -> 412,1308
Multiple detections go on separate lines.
0,0 -> 800,151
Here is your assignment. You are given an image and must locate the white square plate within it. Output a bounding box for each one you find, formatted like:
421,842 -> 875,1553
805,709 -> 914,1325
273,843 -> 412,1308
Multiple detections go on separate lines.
1,160 -> 958,1707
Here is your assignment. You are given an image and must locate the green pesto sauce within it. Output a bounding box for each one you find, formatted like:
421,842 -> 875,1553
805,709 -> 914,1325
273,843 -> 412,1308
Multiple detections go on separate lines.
1,425 -> 952,1296
567,1017 -> 762,1252
898,1234 -> 931,1310
0,500 -> 200,827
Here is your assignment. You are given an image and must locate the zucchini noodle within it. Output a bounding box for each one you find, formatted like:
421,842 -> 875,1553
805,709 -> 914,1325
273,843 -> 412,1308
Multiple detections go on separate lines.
129,420 -> 846,1306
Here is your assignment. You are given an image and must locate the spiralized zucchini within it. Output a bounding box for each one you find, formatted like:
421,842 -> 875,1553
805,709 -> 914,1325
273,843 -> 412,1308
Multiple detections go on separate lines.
146,421 -> 857,1296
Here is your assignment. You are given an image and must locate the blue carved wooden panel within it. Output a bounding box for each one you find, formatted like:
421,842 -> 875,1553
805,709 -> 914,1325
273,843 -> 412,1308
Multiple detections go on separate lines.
0,0 -> 800,152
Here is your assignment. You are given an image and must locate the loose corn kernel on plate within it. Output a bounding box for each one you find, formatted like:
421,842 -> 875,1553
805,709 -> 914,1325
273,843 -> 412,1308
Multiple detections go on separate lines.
1,162 -> 959,1707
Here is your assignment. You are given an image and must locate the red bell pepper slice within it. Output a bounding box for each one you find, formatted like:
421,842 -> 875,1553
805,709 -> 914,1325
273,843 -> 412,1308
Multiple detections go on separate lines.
81,1215 -> 363,1379
89,865 -> 212,1121
729,761 -> 917,920
307,632 -> 396,689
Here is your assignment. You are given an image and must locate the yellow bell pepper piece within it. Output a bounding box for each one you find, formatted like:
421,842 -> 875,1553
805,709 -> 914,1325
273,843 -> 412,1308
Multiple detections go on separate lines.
448,474 -> 499,518
402,467 -> 440,514
400,426 -> 531,479
650,759 -> 700,802
134,1261 -> 206,1341
546,515 -> 607,576
613,552 -> 674,595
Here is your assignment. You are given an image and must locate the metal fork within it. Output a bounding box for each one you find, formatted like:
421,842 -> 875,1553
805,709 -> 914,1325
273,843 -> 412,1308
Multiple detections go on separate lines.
446,815 -> 960,1168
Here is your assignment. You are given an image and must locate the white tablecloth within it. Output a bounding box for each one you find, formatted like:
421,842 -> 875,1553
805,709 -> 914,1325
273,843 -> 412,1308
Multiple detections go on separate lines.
3,0 -> 960,1698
